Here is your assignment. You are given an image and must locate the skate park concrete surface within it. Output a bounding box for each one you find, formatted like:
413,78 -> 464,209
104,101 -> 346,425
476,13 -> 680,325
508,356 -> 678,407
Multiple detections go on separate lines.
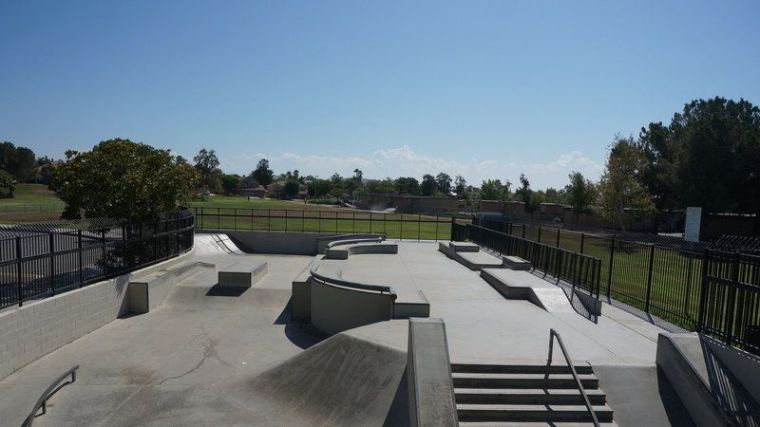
0,235 -> 690,426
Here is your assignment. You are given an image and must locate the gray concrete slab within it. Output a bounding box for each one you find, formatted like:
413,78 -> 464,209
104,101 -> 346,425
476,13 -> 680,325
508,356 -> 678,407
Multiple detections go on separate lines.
0,239 -> 677,426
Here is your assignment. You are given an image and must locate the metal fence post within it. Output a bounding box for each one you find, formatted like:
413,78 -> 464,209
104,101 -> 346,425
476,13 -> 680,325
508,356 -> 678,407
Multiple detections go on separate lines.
556,228 -> 561,248
78,230 -> 84,286
580,233 -> 585,254
725,252 -> 741,346
16,236 -> 23,306
645,244 -> 655,313
607,238 -> 615,296
49,232 -> 55,295
696,250 -> 711,332
537,226 -> 542,243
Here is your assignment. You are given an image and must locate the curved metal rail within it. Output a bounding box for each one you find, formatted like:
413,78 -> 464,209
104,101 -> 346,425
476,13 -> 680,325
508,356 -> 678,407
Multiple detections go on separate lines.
22,365 -> 79,427
309,264 -> 397,300
545,329 -> 600,427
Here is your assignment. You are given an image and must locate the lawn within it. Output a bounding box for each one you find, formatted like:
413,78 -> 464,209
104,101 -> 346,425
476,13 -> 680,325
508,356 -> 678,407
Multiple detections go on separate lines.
0,184 -> 66,222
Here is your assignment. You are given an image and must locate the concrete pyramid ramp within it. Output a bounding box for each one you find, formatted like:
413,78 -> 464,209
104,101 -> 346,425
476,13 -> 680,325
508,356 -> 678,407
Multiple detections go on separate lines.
237,331 -> 407,426
194,233 -> 246,255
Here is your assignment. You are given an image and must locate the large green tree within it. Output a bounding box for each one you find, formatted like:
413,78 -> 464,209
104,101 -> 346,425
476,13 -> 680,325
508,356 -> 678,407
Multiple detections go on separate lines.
565,171 -> 597,220
394,177 -> 420,195
598,137 -> 654,231
193,148 -> 222,192
515,174 -> 537,214
252,158 -> 274,187
479,179 -> 510,201
421,174 -> 437,196
0,142 -> 36,181
51,139 -> 198,220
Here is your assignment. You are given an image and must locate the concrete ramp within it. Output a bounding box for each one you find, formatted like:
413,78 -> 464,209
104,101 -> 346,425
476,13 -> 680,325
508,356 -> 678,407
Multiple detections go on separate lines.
194,233 -> 245,255
238,331 -> 407,426
480,268 -> 573,313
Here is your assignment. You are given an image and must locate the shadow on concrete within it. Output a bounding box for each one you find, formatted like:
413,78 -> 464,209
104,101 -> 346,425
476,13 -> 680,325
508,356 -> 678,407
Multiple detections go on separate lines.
383,369 -> 410,427
273,299 -> 292,325
655,368 -> 696,426
284,321 -> 327,350
205,284 -> 248,297
699,337 -> 760,426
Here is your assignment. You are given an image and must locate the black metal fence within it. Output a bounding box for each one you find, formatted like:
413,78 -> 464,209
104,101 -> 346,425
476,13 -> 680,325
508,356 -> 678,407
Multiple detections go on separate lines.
472,217 -> 709,329
193,207 -> 452,240
699,251 -> 760,354
452,222 -> 602,299
0,211 -> 194,310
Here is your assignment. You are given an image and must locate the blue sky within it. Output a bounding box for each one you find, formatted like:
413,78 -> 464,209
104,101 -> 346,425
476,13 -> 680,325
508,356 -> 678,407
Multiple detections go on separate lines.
2,0 -> 759,189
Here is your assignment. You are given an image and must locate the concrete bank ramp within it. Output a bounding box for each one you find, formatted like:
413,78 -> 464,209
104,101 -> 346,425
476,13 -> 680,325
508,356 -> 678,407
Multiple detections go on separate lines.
481,268 -> 573,313
194,233 -> 245,255
237,330 -> 407,426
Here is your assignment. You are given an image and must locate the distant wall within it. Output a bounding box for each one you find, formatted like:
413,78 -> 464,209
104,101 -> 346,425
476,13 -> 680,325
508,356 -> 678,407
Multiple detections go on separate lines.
702,214 -> 760,239
0,252 -> 192,381
224,231 -> 384,255
358,194 -> 467,214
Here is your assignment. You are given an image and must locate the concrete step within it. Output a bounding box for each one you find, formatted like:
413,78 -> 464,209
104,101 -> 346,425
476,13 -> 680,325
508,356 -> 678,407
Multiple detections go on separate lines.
452,373 -> 599,390
456,403 -> 614,423
451,363 -> 594,375
454,388 -> 607,405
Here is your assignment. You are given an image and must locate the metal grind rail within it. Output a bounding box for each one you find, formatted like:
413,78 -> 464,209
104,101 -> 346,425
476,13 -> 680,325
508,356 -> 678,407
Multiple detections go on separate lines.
545,329 -> 600,427
21,365 -> 79,427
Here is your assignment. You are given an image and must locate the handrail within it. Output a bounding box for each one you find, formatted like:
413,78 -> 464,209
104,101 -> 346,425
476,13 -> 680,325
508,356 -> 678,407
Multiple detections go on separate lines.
327,237 -> 384,248
309,264 -> 397,300
545,329 -> 599,427
22,365 -> 79,427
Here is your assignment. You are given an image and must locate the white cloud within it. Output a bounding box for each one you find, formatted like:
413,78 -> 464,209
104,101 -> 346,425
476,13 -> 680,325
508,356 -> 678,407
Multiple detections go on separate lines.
218,145 -> 603,189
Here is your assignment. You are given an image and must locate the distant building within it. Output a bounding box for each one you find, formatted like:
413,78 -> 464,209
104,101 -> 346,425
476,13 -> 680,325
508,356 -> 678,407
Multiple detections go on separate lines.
240,185 -> 268,198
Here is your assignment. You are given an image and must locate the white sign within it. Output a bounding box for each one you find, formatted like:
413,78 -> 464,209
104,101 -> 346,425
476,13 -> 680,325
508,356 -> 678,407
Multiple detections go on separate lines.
685,207 -> 702,242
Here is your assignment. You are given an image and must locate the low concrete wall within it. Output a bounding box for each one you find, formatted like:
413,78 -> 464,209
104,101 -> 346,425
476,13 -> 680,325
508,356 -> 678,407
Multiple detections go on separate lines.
310,281 -> 394,335
221,231 -> 384,255
657,333 -> 760,426
0,251 -> 193,381
407,318 -> 458,427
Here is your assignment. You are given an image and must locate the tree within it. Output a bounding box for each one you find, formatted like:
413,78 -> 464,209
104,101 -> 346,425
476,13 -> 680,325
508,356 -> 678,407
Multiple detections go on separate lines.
283,180 -> 300,199
193,148 -> 222,192
0,170 -> 15,198
435,172 -> 452,195
421,174 -> 437,196
454,175 -> 467,198
307,179 -> 332,198
598,137 -> 654,231
51,139 -> 198,220
252,158 -> 274,187
479,179 -> 510,201
0,142 -> 36,182
565,171 -> 597,221
515,174 -> 537,214
394,177 -> 420,195
353,169 -> 363,183
365,178 -> 395,194
221,174 -> 240,195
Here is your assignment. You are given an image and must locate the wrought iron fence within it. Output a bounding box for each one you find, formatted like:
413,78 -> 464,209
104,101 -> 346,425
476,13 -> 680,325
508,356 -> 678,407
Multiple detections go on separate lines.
452,222 -> 602,299
471,217 -> 711,329
192,207 -> 452,241
0,211 -> 194,310
699,251 -> 760,354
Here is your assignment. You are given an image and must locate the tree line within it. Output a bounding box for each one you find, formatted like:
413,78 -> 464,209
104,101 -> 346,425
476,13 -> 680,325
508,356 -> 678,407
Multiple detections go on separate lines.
2,96 -> 757,227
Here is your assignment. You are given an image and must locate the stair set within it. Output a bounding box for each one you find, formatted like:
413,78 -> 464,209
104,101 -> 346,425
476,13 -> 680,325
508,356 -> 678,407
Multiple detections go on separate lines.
451,361 -> 614,426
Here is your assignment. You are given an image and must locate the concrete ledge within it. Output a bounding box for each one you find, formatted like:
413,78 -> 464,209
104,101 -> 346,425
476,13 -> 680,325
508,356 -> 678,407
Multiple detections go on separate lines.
393,290 -> 430,319
218,261 -> 268,288
502,255 -> 531,270
439,243 -> 503,270
407,318 -> 458,427
324,242 -> 399,260
656,333 -> 745,426
448,241 -> 480,252
291,255 -> 321,319
480,269 -> 573,313
126,261 -> 215,314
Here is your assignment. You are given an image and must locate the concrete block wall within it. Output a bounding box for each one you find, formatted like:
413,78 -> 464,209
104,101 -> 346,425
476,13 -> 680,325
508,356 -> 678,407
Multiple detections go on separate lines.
0,252 -> 191,381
